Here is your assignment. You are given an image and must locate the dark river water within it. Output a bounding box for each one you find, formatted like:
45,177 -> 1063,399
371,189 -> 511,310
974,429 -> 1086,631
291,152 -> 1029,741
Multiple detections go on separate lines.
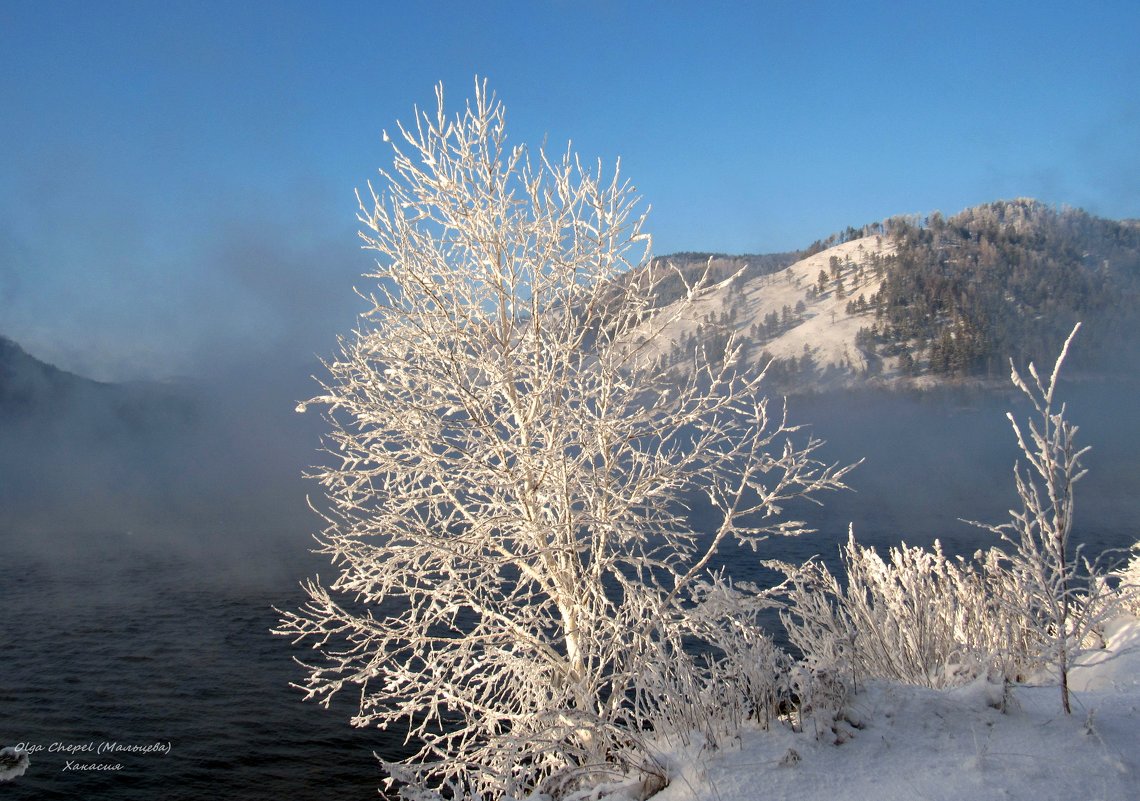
1,536 -> 408,800
3,383 -> 1138,799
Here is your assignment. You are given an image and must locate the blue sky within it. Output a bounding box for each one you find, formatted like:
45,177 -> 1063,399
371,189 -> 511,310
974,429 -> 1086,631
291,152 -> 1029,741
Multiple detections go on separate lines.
2,1 -> 1137,380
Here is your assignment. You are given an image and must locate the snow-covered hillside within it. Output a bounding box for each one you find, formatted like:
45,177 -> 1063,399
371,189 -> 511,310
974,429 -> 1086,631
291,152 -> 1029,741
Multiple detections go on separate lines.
636,236 -> 897,387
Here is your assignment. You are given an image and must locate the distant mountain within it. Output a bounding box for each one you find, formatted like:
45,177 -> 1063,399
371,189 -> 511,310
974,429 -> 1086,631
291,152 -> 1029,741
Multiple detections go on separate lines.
0,335 -> 194,429
0,335 -> 202,532
632,199 -> 1140,390
1,335 -> 101,414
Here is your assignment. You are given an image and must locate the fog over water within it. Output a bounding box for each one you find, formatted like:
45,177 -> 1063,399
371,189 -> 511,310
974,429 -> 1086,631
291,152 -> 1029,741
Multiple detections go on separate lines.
3,333 -> 1139,798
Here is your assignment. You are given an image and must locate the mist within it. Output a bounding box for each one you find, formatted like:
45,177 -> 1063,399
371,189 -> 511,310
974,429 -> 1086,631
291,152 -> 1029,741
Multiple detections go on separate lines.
0,345 -> 331,598
786,373 -> 1140,563
6,313 -> 1140,587
0,177 -> 386,584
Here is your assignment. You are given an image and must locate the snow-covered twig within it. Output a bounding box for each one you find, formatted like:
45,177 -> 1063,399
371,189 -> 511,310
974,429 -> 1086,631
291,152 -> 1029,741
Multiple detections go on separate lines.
275,79 -> 855,799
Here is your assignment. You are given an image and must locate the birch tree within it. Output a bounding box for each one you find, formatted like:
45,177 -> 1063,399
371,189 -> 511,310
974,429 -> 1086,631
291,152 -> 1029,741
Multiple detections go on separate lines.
276,81 -> 853,799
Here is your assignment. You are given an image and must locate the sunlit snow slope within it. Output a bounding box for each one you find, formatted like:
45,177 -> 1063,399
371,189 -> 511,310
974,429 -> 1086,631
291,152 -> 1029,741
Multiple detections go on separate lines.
637,236 -> 897,387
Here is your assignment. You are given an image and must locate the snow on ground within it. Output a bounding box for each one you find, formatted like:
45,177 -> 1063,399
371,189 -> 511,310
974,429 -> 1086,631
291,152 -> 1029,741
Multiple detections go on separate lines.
647,617 -> 1140,801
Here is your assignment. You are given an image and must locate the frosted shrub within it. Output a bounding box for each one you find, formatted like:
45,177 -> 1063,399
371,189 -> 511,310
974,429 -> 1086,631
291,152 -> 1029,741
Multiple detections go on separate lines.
275,81 -> 854,800
1111,543 -> 1140,616
972,324 -> 1119,713
639,575 -> 795,742
772,530 -> 1013,690
778,325 -> 1121,714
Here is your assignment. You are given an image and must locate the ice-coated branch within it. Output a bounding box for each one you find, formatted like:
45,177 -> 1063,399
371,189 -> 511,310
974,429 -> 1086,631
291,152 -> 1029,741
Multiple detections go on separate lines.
275,79 -> 853,799
969,322 -> 1116,713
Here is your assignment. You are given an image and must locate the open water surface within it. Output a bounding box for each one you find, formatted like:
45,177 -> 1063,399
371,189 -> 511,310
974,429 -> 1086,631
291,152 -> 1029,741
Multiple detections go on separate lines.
3,384 -> 1138,799
2,534 -> 410,800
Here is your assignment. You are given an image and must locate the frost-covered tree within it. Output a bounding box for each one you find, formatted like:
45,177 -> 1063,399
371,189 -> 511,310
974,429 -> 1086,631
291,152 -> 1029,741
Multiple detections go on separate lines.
974,323 -> 1115,714
275,81 -> 854,799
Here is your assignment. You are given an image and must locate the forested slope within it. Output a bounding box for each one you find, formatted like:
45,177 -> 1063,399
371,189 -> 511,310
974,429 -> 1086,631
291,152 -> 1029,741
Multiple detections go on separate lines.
853,199 -> 1140,378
